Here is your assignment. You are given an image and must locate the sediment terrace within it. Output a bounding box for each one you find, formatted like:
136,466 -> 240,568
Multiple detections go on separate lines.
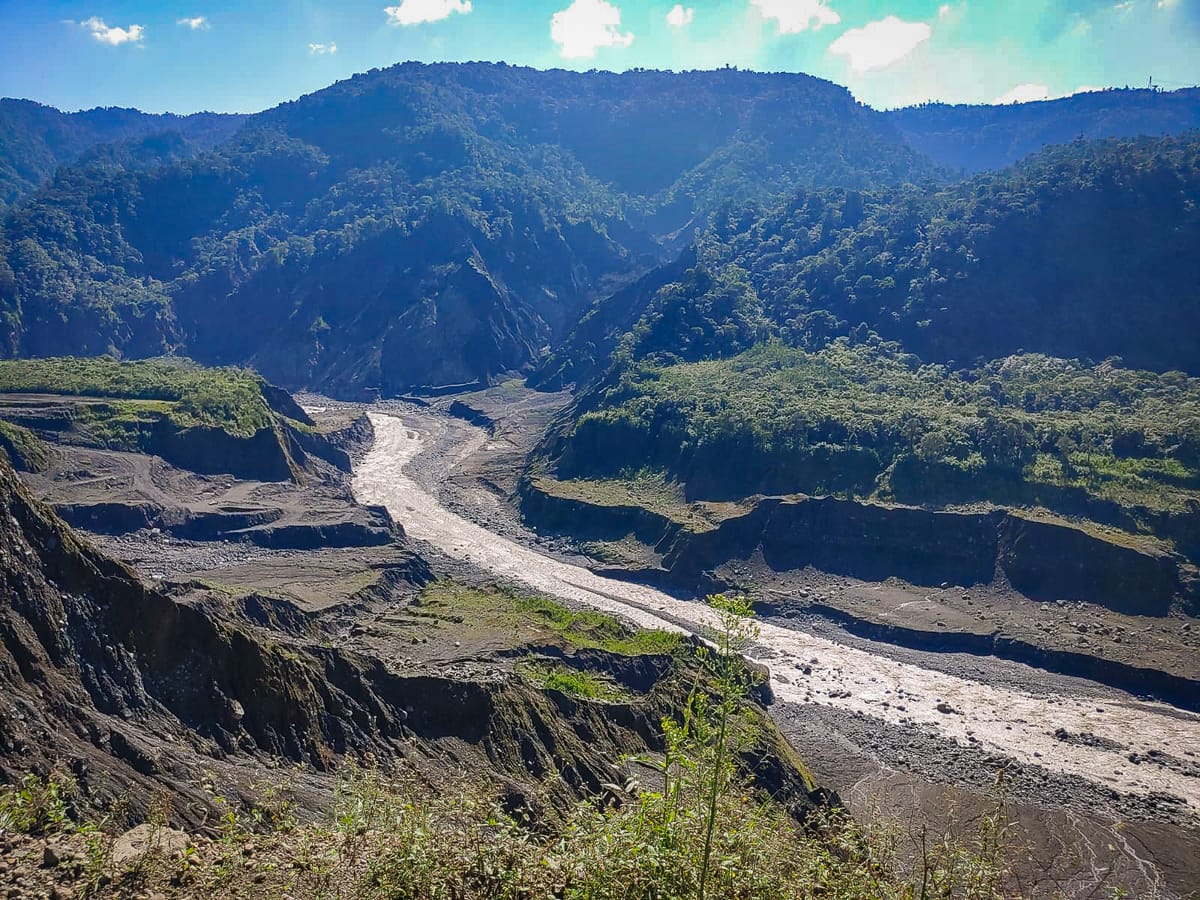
354,411 -> 1200,817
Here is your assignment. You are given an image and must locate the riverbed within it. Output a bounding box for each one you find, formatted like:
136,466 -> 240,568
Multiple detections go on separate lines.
354,411 -> 1200,817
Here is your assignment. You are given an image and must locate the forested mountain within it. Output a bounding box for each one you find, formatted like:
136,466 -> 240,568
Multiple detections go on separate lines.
0,99 -> 245,207
542,134 -> 1200,388
2,64 -> 1199,396
533,133 -> 1200,554
0,63 -> 941,394
888,87 -> 1200,173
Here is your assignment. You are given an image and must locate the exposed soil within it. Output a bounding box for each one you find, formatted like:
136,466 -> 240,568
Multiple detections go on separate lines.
1,395 -> 825,900
19,440 -> 394,552
357,387 -> 1200,898
9,381 -> 1199,896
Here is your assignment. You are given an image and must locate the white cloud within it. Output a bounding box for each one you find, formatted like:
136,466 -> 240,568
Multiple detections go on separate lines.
309,41 -> 338,54
177,16 -> 209,30
79,17 -> 145,46
384,0 -> 472,26
993,83 -> 1050,104
551,0 -> 634,58
666,4 -> 694,27
750,0 -> 840,34
828,16 -> 931,72
933,2 -> 967,28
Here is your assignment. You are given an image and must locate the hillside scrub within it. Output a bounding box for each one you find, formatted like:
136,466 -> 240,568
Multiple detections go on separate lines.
0,356 -> 285,435
0,597 -> 1020,899
0,418 -> 48,470
553,341 -> 1200,521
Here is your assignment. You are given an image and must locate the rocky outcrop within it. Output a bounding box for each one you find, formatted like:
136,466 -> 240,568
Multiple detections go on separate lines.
997,515 -> 1181,616
666,498 -> 1194,616
146,420 -> 298,482
319,412 -> 376,460
520,479 -> 1197,616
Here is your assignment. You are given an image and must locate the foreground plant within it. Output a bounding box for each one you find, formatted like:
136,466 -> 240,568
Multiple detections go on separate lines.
0,596 -> 1021,898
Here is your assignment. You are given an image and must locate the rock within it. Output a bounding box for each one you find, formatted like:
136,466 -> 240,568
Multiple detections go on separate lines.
49,887 -> 74,900
41,845 -> 62,868
936,701 -> 956,714
111,824 -> 191,868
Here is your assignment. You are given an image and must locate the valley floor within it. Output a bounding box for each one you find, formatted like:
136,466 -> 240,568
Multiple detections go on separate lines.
348,391 -> 1200,899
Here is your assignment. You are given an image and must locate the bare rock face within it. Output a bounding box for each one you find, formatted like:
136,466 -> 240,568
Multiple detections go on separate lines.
111,825 -> 191,868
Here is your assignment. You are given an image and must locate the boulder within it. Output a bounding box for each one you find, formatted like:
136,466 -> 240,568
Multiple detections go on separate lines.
111,825 -> 191,868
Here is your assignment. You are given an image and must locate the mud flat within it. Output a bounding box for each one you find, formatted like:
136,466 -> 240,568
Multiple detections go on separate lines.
355,407 -> 1200,898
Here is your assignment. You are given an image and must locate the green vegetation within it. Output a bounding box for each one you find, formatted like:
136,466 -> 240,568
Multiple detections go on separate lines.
890,87 -> 1200,173
0,356 -> 307,480
517,660 -> 626,701
418,581 -> 684,657
0,598 -> 1020,898
509,592 -> 684,656
531,134 -> 1200,566
0,418 -> 49,470
549,133 -> 1200,385
0,772 -> 75,835
0,768 -> 1016,899
0,63 -> 941,393
558,342 -> 1200,515
0,99 -> 243,207
0,356 -> 280,435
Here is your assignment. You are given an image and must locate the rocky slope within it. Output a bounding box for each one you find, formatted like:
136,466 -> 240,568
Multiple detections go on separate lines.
0,442 -> 823,836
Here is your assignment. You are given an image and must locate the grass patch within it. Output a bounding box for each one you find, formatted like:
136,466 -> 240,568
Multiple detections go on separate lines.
517,660 -> 627,701
512,593 -> 683,656
0,419 -> 50,471
0,356 -> 278,437
417,581 -> 684,657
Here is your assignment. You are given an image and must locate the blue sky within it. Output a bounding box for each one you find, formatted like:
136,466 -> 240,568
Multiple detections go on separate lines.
0,0 -> 1197,113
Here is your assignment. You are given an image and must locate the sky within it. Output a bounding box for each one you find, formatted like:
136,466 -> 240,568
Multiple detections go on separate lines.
0,0 -> 1197,114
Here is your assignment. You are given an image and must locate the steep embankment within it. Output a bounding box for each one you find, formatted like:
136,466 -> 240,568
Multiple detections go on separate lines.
520,474 -> 1200,703
357,411 -> 1200,815
0,443 -> 823,828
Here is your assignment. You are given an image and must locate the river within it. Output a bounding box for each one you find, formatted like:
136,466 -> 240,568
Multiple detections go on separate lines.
353,411 -> 1200,816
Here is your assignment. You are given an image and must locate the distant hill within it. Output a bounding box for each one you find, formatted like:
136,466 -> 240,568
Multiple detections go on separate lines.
0,63 -> 937,395
4,66 -> 1200,396
0,99 -> 245,207
887,87 -> 1200,173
